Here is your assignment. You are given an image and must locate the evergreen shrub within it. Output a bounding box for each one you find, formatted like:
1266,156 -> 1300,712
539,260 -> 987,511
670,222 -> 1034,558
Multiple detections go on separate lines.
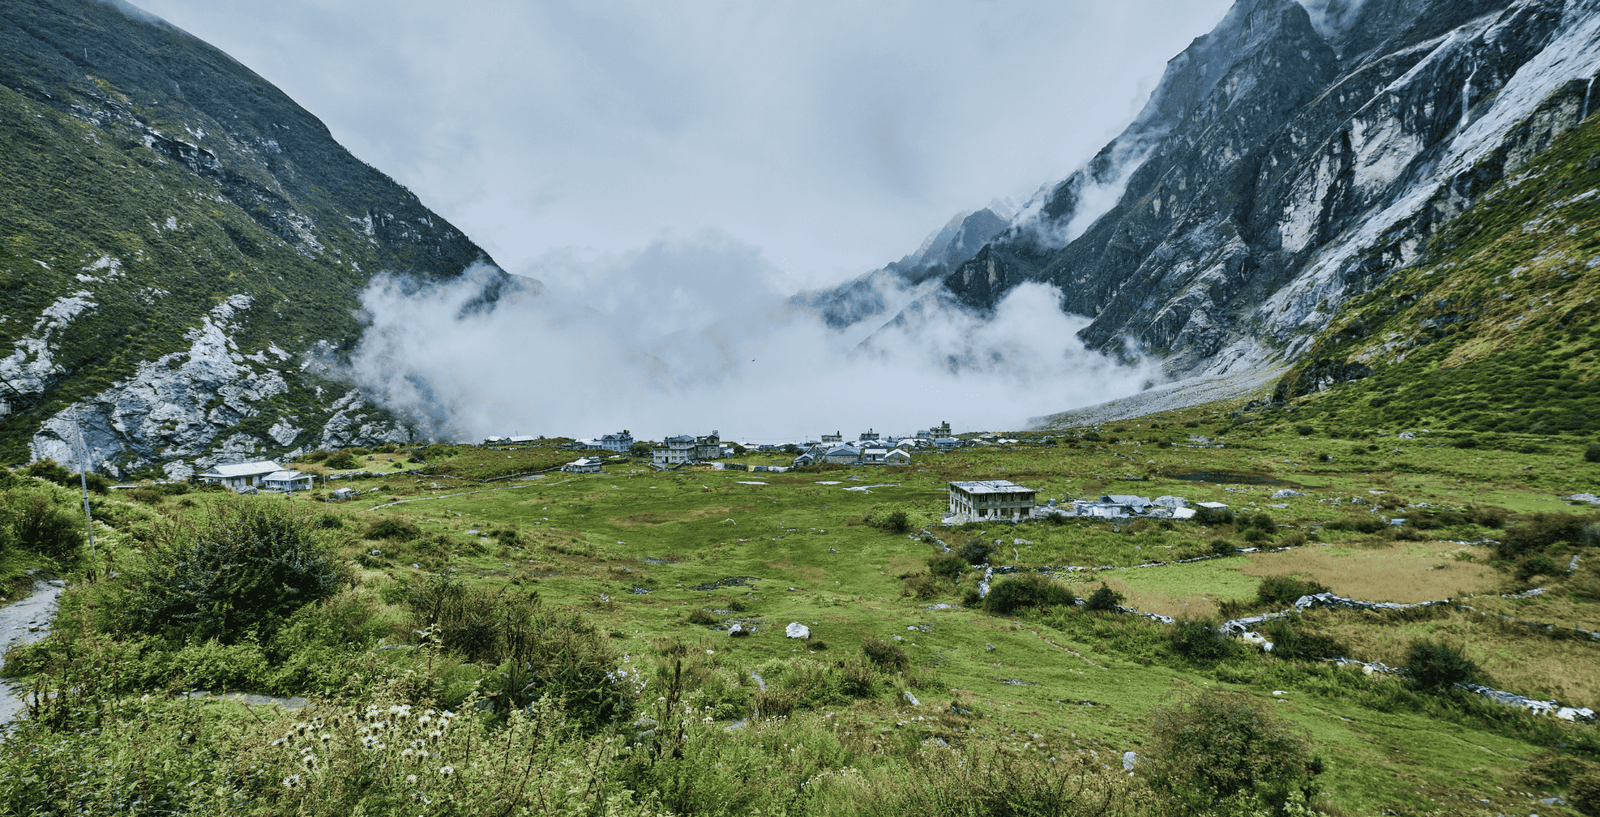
1141,689 -> 1322,815
128,501 -> 344,643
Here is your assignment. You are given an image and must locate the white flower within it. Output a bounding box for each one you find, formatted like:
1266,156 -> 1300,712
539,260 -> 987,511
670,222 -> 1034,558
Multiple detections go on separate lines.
282,773 -> 301,789
439,765 -> 455,778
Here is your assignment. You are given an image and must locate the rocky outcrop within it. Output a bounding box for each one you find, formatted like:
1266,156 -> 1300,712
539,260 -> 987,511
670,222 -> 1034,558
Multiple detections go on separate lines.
0,0 -> 517,470
850,0 -> 1600,386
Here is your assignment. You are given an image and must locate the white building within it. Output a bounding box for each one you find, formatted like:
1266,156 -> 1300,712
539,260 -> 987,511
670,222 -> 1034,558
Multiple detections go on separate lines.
948,480 -> 1037,521
563,457 -> 603,473
262,470 -> 314,492
199,461 -> 284,491
884,448 -> 911,465
599,431 -> 634,452
653,435 -> 696,466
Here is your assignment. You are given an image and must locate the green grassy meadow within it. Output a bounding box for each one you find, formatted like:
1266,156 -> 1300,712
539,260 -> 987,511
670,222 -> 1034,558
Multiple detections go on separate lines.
1,413 -> 1595,814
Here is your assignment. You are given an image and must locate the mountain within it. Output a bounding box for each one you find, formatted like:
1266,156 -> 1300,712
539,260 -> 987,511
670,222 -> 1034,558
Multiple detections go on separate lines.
0,0 -> 522,477
820,0 -> 1600,398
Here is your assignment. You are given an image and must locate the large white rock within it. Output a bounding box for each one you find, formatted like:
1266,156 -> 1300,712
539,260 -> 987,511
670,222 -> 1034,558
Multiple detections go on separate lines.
785,622 -> 810,639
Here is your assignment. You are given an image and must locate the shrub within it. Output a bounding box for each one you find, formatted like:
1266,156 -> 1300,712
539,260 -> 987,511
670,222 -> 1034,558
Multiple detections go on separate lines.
4,490 -> 85,561
1583,522 -> 1600,548
1405,638 -> 1481,692
687,608 -> 716,625
1587,444 -> 1600,464
23,459 -> 74,486
958,539 -> 994,565
1516,554 -> 1562,581
1168,619 -> 1232,661
1258,618 -> 1343,661
985,573 -> 1075,615
861,636 -> 909,672
1496,512 -> 1589,560
876,510 -> 913,535
364,517 -> 422,541
901,572 -> 943,600
128,501 -> 344,644
1295,425 -> 1315,436
1083,583 -> 1123,611
1256,575 -> 1330,607
1210,539 -> 1234,557
927,553 -> 965,578
324,451 -> 359,470
1575,771 -> 1600,817
1140,689 -> 1322,815
1196,505 -> 1235,525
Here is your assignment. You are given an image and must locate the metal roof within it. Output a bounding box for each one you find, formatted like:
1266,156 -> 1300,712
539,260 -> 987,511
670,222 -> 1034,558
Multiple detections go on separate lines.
202,460 -> 282,478
949,480 -> 1034,494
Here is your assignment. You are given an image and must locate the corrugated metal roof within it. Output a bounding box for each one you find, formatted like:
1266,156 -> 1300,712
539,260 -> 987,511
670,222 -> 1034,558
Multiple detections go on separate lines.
203,461 -> 283,478
950,480 -> 1033,494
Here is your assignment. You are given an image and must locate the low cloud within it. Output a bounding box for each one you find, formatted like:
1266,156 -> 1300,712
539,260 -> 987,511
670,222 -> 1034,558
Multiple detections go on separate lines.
349,235 -> 1156,443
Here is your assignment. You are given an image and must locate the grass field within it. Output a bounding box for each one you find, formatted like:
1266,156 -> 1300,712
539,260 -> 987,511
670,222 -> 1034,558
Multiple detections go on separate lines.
2,412 -> 1598,815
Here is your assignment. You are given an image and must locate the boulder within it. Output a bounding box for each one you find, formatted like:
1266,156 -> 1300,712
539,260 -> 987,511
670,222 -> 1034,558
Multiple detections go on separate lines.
785,622 -> 810,639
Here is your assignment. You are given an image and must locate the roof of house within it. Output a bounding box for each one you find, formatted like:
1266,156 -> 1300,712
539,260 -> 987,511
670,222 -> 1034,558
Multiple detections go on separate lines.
663,435 -> 695,444
950,480 -> 1034,495
263,470 -> 310,482
202,460 -> 283,478
825,444 -> 860,456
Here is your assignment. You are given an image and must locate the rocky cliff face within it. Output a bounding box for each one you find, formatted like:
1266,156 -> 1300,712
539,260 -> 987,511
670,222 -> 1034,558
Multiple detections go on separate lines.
0,0 -> 521,476
834,0 -> 1600,386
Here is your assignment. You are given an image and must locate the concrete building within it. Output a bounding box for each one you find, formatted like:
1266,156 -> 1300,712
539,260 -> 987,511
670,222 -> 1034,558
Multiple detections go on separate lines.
884,448 -> 911,465
653,435 -> 696,466
948,480 -> 1037,521
821,431 -> 843,443
599,431 -> 634,452
823,444 -> 861,465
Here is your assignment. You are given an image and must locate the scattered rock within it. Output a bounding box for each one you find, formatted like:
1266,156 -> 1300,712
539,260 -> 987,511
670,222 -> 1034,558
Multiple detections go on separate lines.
785,622 -> 810,639
1567,493 -> 1600,506
1271,489 -> 1305,499
1122,751 -> 1139,770
903,690 -> 920,706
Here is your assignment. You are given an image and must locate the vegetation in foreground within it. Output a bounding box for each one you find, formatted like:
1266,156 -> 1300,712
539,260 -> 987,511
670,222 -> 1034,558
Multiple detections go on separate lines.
0,411 -> 1597,815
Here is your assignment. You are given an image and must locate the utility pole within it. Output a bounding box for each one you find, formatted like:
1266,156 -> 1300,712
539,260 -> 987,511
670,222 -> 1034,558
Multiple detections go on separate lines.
72,417 -> 96,579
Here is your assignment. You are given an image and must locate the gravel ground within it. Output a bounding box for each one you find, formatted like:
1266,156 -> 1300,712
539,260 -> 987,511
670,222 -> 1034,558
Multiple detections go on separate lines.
1028,366 -> 1285,429
0,576 -> 67,728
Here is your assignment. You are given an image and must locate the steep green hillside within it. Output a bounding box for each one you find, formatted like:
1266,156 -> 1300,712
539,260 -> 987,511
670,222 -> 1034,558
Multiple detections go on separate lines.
1276,110 -> 1600,436
0,0 -> 514,473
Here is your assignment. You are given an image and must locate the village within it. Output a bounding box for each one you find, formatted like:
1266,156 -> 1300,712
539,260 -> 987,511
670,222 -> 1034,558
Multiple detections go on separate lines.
196,419 -> 1232,527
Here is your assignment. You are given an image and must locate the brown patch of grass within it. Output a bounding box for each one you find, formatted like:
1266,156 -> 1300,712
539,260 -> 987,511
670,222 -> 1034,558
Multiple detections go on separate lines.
1307,608 -> 1600,709
1239,542 -> 1500,603
609,505 -> 738,527
886,556 -> 927,576
1096,575 -> 1221,619
764,557 -> 825,585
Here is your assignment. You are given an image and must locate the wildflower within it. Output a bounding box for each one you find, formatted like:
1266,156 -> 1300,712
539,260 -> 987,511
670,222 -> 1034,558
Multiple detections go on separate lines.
406,774 -> 418,785
282,773 -> 301,789
439,765 -> 455,778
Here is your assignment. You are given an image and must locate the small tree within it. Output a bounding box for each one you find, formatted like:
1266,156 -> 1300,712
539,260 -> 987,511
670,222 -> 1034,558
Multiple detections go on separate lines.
1141,689 -> 1322,815
959,539 -> 994,565
4,490 -> 83,561
1587,444 -> 1600,464
1083,583 -> 1124,611
1405,638 -> 1481,692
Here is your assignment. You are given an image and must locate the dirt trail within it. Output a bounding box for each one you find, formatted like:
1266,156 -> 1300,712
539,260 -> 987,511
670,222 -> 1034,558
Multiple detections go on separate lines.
0,576 -> 67,726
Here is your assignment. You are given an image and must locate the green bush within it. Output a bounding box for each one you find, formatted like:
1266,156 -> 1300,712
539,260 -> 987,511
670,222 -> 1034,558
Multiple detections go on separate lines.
4,490 -> 84,561
1210,538 -> 1234,556
1497,513 -> 1590,560
1587,444 -> 1600,464
927,553 -> 965,578
323,451 -> 359,470
985,573 -> 1075,615
363,517 -> 422,541
1168,619 -> 1232,662
1140,689 -> 1322,815
24,458 -> 73,486
876,510 -> 913,535
900,572 -> 943,600
1256,575 -> 1331,607
1574,770 -> 1600,817
127,501 -> 344,644
958,539 -> 994,565
1083,583 -> 1124,611
861,636 -> 909,672
1405,638 -> 1482,692
1197,505 -> 1236,525
1259,618 -> 1343,661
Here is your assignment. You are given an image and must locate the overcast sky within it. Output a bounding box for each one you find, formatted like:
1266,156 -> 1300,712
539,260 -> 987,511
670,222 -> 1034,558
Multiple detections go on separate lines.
134,0 -> 1234,290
